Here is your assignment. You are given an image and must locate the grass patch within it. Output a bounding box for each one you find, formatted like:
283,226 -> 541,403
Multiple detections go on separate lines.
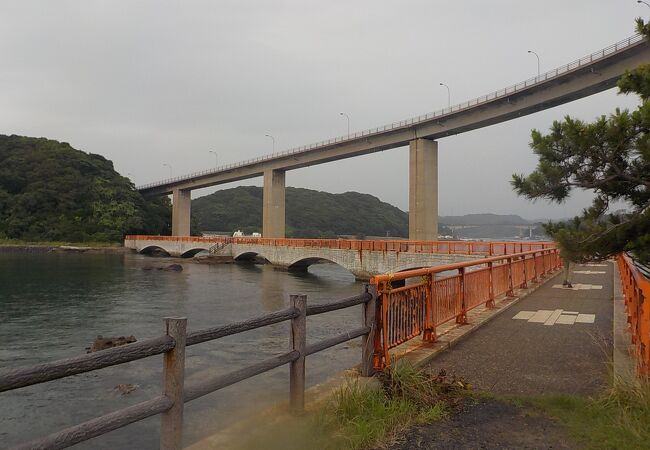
234,363 -> 468,450
512,379 -> 650,450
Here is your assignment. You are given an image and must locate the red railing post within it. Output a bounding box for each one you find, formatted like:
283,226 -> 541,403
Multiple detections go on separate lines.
506,257 -> 515,297
456,268 -> 468,324
423,274 -> 437,342
372,282 -> 388,370
362,284 -> 378,376
486,262 -> 495,308
521,255 -> 528,289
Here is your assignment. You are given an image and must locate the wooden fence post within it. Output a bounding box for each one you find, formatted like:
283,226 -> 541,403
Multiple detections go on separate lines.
290,294 -> 307,413
160,317 -> 187,450
362,284 -> 377,377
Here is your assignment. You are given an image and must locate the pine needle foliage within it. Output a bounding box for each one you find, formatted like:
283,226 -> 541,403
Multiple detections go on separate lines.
512,19 -> 650,263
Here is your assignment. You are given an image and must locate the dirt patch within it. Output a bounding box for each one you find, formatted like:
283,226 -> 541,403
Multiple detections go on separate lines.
386,398 -> 574,450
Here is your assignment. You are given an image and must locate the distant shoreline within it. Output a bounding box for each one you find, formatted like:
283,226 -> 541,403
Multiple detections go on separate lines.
0,243 -> 129,254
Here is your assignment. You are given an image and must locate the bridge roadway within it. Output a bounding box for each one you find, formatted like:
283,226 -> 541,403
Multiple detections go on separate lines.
137,34 -> 650,241
124,236 -> 554,279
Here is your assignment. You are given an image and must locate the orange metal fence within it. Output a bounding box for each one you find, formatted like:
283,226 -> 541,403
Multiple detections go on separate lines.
369,248 -> 562,369
125,235 -> 555,256
617,253 -> 650,377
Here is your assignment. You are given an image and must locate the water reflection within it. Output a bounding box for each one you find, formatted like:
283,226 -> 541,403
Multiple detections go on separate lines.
0,253 -> 363,449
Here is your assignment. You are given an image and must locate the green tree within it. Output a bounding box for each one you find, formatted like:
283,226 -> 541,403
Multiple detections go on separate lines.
0,135 -> 171,242
512,19 -> 650,263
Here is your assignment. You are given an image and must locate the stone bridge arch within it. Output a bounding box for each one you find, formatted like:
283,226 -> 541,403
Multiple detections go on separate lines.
139,245 -> 171,257
179,247 -> 208,258
233,250 -> 271,263
287,256 -> 356,276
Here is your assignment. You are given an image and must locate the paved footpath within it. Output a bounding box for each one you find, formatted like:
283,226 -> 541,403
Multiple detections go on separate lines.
429,262 -> 614,395
389,262 -> 615,449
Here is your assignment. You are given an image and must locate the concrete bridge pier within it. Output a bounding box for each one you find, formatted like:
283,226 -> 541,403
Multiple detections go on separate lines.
262,169 -> 286,238
172,188 -> 192,236
409,138 -> 438,241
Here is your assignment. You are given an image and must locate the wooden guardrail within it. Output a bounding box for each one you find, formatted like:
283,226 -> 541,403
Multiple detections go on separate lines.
125,235 -> 555,256
0,290 -> 377,450
617,253 -> 650,377
370,248 -> 562,369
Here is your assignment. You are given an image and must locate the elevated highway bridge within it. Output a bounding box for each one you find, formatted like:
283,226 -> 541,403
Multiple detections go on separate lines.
136,34 -> 650,241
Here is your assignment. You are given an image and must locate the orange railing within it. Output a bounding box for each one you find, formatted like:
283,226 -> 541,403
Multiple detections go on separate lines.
369,248 -> 562,369
617,253 -> 650,377
125,235 -> 555,256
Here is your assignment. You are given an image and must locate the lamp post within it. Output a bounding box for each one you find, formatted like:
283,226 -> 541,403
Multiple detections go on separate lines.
439,83 -> 450,107
638,0 -> 650,9
265,134 -> 276,152
163,163 -> 172,178
339,112 -> 350,135
527,50 -> 540,77
209,150 -> 218,168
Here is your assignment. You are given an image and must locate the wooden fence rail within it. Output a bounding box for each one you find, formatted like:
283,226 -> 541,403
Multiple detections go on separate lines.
0,290 -> 376,450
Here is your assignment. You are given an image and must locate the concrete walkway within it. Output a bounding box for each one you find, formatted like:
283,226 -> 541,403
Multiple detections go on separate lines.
427,262 -> 614,395
389,262 -> 615,449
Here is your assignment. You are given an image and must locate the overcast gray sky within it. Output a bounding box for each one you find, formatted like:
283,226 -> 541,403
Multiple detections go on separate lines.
0,0 -> 644,220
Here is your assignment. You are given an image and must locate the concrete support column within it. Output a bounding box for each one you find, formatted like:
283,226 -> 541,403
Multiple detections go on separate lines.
262,169 -> 286,238
409,139 -> 438,241
172,188 -> 192,236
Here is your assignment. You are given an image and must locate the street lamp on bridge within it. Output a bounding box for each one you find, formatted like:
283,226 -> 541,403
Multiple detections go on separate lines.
527,50 -> 541,77
339,112 -> 350,135
163,163 -> 172,178
209,150 -> 218,168
439,83 -> 450,108
638,0 -> 650,9
265,134 -> 276,153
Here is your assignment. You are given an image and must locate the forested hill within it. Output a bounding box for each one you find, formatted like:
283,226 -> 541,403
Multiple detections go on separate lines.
192,186 -> 410,238
0,135 -> 170,242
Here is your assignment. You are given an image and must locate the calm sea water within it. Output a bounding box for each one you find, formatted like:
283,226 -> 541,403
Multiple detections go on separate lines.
0,252 -> 364,449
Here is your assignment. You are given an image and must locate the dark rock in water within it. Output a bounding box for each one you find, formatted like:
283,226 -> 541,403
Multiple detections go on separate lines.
87,335 -> 137,353
114,383 -> 138,395
142,265 -> 154,271
160,264 -> 183,272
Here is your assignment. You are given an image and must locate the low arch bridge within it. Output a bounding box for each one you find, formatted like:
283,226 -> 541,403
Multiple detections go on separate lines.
125,235 -> 555,280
